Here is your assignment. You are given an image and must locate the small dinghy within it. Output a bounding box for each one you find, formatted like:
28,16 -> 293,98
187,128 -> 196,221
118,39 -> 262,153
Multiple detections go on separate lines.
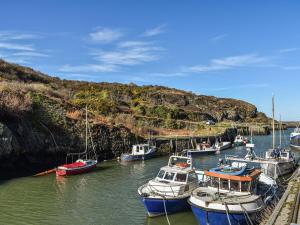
188,162 -> 265,225
138,155 -> 198,217
120,143 -> 156,161
56,106 -> 97,176
215,140 -> 232,151
234,135 -> 249,146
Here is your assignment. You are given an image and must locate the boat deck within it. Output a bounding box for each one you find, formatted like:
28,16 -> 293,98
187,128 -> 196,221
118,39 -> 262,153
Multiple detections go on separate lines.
192,187 -> 260,204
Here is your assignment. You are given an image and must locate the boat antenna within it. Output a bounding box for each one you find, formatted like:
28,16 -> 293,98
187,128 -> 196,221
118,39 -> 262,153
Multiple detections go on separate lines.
86,105 -> 88,159
272,95 -> 275,149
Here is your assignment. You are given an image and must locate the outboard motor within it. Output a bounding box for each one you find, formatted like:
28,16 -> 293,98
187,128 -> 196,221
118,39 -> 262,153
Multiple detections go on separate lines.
218,158 -> 224,166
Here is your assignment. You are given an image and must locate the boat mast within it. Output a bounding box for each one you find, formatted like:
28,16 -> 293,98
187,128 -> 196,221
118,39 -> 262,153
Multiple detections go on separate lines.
272,95 -> 275,149
279,114 -> 282,148
86,105 -> 88,159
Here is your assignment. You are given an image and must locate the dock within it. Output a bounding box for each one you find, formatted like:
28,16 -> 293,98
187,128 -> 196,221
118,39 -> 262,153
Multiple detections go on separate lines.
262,167 -> 300,225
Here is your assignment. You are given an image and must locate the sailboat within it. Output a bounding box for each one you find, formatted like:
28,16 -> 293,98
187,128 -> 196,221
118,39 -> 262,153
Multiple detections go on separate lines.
56,106 -> 98,176
226,96 -> 295,179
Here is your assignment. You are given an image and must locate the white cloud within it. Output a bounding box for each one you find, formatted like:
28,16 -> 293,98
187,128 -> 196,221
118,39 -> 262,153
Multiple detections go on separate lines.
118,41 -> 151,48
92,45 -> 163,66
185,54 -> 269,73
211,34 -> 227,42
0,42 -> 35,51
0,31 -> 42,41
12,51 -> 49,57
279,48 -> 299,53
142,24 -> 166,37
89,27 -> 123,43
59,64 -> 118,73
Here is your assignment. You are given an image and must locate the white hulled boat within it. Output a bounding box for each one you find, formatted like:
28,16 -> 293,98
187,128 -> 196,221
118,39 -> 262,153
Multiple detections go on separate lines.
138,155 -> 198,217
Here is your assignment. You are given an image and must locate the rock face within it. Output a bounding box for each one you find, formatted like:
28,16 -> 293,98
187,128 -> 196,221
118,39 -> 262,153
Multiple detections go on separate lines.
0,60 -> 269,175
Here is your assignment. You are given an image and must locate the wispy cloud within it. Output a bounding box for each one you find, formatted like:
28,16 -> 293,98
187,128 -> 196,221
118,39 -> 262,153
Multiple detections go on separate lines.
282,66 -> 300,70
93,45 -> 163,66
0,31 -> 42,41
0,42 -> 35,51
12,51 -> 49,57
203,83 -> 269,92
89,27 -> 123,43
59,64 -> 118,73
211,34 -> 228,42
279,48 -> 299,53
142,24 -> 166,37
184,54 -> 269,73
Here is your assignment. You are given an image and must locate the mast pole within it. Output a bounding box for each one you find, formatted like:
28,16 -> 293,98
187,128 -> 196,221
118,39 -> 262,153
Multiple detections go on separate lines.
86,105 -> 88,159
272,95 -> 275,149
279,114 -> 282,147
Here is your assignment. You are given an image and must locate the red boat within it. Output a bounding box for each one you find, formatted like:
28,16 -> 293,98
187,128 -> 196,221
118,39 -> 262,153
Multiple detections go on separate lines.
56,159 -> 97,176
56,106 -> 98,176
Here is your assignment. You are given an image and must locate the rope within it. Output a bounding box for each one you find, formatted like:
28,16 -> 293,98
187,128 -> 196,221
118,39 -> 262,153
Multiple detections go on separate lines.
223,202 -> 232,225
239,203 -> 254,225
162,197 -> 171,225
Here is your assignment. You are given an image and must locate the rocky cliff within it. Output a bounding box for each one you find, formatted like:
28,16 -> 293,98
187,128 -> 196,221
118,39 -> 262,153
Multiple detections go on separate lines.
0,60 -> 268,175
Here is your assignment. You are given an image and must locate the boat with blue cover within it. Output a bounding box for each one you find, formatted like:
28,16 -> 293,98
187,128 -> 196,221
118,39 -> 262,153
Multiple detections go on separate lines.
138,155 -> 199,217
188,162 -> 265,225
120,143 -> 156,161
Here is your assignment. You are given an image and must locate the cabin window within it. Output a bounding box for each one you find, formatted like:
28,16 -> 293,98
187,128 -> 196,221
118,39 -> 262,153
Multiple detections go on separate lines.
164,172 -> 175,181
136,146 -> 139,152
220,179 -> 229,190
230,180 -> 240,192
187,173 -> 198,183
241,182 -> 250,192
175,173 -> 187,182
157,170 -> 165,179
211,177 -> 219,188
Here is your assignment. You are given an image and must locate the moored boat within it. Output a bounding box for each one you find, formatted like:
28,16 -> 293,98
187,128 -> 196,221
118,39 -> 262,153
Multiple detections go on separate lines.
56,106 -> 98,176
215,140 -> 232,151
120,143 -> 156,161
138,155 -> 198,217
184,142 -> 217,157
290,126 -> 300,150
188,163 -> 265,225
234,135 -> 249,146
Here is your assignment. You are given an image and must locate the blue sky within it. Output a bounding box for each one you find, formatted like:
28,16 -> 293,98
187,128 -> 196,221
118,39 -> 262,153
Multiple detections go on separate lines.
1,0 -> 300,120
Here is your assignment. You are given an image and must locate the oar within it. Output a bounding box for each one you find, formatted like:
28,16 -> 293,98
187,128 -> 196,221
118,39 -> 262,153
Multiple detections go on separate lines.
33,168 -> 56,177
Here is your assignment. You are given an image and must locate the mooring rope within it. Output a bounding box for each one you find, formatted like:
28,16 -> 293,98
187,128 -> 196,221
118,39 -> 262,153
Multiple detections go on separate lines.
163,197 -> 171,225
239,203 -> 254,225
223,202 -> 232,225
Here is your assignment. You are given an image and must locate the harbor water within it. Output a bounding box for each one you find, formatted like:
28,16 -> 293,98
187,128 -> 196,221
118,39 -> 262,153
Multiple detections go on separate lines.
0,129 -> 298,225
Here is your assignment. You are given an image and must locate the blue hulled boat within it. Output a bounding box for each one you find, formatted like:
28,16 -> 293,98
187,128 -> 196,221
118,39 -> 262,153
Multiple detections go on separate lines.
120,144 -> 156,161
188,162 -> 265,225
138,155 -> 199,217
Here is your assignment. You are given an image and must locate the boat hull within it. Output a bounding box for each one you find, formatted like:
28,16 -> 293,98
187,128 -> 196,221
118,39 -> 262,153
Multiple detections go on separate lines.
187,149 -> 216,157
234,141 -> 245,146
120,151 -> 156,162
290,144 -> 300,151
190,204 -> 256,225
56,162 -> 97,176
217,142 -> 232,151
140,196 -> 190,217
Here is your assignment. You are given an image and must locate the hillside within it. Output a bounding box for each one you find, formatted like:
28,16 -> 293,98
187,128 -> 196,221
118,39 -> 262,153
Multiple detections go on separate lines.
0,59 -> 268,174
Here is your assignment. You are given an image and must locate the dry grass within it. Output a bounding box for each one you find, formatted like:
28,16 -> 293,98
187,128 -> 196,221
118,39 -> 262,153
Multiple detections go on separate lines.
66,110 -> 82,120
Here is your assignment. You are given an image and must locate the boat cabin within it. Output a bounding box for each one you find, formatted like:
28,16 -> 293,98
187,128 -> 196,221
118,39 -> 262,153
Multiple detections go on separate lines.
265,148 -> 293,161
204,167 -> 261,193
131,144 -> 151,156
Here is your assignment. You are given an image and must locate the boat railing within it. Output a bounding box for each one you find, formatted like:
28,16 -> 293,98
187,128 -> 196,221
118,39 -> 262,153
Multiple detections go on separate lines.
147,182 -> 186,198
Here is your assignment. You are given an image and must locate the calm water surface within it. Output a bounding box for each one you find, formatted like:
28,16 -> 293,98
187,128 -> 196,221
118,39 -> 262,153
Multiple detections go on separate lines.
0,129 -> 297,225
